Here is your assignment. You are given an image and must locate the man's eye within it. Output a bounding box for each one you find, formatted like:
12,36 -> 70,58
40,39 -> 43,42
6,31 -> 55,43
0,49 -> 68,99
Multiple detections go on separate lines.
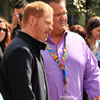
62,12 -> 67,15
54,14 -> 61,16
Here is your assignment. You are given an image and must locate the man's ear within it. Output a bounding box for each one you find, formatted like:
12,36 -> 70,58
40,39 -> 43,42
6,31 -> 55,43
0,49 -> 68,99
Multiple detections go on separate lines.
29,16 -> 36,26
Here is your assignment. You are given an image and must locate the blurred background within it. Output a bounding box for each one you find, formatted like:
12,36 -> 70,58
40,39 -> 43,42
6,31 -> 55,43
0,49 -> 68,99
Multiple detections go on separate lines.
0,0 -> 100,27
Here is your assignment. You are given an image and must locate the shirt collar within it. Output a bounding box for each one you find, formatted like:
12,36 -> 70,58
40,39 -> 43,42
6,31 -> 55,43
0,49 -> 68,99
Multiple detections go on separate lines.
47,30 -> 68,44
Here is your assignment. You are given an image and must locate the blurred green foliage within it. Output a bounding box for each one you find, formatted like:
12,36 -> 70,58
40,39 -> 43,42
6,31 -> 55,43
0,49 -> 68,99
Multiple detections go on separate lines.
0,0 -> 100,24
67,0 -> 100,17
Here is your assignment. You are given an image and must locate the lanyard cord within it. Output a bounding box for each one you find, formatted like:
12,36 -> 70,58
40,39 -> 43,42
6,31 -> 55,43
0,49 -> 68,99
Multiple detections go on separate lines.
45,35 -> 68,87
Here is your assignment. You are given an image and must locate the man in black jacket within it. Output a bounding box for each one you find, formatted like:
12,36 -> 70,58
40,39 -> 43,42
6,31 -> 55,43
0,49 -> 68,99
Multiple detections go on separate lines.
0,1 -> 53,100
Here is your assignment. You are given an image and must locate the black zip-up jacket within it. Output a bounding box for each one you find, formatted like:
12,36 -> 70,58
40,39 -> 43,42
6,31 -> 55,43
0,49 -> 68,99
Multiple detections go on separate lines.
0,31 -> 49,100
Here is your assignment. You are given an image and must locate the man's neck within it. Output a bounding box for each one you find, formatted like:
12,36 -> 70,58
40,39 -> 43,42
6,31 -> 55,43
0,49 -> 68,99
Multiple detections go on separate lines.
51,31 -> 65,45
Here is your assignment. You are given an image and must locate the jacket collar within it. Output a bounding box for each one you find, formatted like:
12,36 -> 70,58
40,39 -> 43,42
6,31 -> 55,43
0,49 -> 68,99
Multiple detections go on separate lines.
17,31 -> 46,50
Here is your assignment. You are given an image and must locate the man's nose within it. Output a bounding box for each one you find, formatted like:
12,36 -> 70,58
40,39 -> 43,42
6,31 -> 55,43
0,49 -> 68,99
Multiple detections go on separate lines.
48,25 -> 53,34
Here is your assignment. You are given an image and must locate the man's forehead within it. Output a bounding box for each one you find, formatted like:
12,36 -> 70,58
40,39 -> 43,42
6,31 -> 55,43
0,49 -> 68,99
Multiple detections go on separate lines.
14,8 -> 24,14
53,5 -> 67,14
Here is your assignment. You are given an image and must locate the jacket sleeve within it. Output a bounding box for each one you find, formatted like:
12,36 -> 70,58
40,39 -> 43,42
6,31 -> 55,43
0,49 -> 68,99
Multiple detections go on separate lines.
6,47 -> 35,100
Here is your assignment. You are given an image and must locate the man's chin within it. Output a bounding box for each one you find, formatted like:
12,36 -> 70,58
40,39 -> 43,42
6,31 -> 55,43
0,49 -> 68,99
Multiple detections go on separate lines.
60,26 -> 66,30
44,37 -> 48,41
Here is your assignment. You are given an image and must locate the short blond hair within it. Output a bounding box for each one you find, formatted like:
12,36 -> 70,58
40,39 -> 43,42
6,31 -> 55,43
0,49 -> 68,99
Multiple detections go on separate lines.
22,1 -> 53,28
